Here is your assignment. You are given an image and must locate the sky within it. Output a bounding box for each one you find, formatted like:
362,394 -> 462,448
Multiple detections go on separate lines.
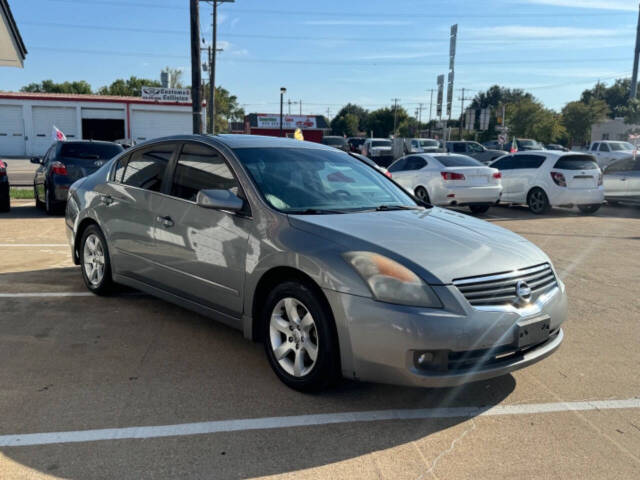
2,0 -> 638,119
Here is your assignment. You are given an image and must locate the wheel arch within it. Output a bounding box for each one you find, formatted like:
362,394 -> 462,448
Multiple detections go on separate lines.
73,217 -> 100,265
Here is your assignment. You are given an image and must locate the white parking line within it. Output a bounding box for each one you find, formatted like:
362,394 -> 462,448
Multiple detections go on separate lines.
0,292 -> 93,298
1,398 -> 638,447
0,244 -> 68,247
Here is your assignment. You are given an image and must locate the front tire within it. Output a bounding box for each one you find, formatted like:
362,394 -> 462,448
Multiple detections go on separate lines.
80,225 -> 114,295
578,204 -> 601,215
262,281 -> 339,392
414,186 -> 430,204
527,188 -> 550,214
34,183 -> 43,209
469,205 -> 490,214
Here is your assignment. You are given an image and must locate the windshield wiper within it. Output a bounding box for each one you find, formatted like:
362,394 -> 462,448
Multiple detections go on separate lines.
374,204 -> 422,211
286,208 -> 347,215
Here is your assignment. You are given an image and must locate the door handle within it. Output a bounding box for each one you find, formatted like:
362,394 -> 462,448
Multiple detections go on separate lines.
102,194 -> 114,205
156,215 -> 174,228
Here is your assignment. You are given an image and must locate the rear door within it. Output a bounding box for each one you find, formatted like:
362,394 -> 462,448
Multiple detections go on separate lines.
603,158 -> 634,200
34,144 -> 55,201
148,141 -> 251,316
551,155 -> 600,191
100,142 -> 176,282
490,155 -> 517,200
512,154 -> 547,202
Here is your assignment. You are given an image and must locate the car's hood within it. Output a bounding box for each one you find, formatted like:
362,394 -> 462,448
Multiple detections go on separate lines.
289,207 -> 549,284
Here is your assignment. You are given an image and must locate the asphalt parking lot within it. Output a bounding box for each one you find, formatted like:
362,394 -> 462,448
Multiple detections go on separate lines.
1,199 -> 639,479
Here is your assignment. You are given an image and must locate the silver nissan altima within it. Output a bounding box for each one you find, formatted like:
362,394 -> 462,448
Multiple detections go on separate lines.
65,134 -> 567,391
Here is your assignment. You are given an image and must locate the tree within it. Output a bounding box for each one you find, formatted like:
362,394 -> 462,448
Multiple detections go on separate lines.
561,99 -> 609,146
365,106 -> 408,137
580,78 -> 637,118
331,103 -> 368,135
469,85 -> 534,141
506,98 -> 565,144
20,79 -> 92,94
98,76 -> 162,96
623,98 -> 640,125
202,85 -> 244,133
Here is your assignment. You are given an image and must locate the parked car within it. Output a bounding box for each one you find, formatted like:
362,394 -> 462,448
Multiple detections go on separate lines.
321,136 -> 350,152
490,151 -> 603,214
602,157 -> 640,205
347,137 -> 366,153
388,153 -> 502,214
33,140 -> 124,214
545,144 -> 569,152
588,141 -> 635,169
504,139 -> 546,152
349,152 -> 391,178
483,140 -> 508,151
405,138 -> 441,153
445,141 -> 505,164
362,138 -> 394,167
0,160 -> 9,212
66,134 -> 566,391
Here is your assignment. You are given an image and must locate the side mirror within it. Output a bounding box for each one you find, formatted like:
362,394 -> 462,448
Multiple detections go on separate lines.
30,157 -> 42,164
196,189 -> 243,212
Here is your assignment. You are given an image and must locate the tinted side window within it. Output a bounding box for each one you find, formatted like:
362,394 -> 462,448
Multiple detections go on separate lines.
591,143 -> 599,151
388,158 -> 407,172
122,144 -> 174,192
405,156 -> 427,170
491,155 -> 513,170
171,143 -> 239,202
599,143 -> 610,152
518,154 -> 546,169
452,143 -> 465,153
113,154 -> 128,182
606,158 -> 634,173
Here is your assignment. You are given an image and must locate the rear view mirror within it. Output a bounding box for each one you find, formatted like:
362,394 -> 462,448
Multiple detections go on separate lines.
196,189 -> 243,212
30,157 -> 42,164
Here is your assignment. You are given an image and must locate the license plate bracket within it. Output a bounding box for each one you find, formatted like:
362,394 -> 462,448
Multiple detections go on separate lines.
516,315 -> 551,348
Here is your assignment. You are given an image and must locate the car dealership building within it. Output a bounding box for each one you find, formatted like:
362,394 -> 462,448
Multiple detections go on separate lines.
0,91 -> 200,157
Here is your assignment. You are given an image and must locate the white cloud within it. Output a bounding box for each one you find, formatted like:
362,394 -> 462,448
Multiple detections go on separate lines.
467,25 -> 628,39
303,20 -> 412,26
521,0 -> 636,11
217,41 -> 248,57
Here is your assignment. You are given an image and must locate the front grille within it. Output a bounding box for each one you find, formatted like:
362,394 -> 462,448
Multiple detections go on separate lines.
452,263 -> 557,307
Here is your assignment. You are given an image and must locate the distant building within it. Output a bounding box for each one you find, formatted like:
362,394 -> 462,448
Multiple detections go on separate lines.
591,117 -> 640,143
244,113 -> 330,143
0,0 -> 27,68
0,92 -> 201,156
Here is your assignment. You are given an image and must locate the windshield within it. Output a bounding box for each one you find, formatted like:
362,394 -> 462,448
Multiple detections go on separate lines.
371,140 -> 392,148
518,139 -> 543,148
60,143 -> 123,160
436,155 -> 483,167
234,147 -> 417,213
419,140 -> 439,147
610,142 -> 634,151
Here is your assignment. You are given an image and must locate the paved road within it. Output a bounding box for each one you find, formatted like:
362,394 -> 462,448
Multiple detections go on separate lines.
1,158 -> 38,187
0,201 -> 639,479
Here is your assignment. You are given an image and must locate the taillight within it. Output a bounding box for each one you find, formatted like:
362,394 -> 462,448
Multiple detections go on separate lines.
597,172 -> 603,186
0,161 -> 6,177
492,172 -> 502,179
441,171 -> 465,181
51,161 -> 68,176
384,170 -> 392,178
550,171 -> 566,187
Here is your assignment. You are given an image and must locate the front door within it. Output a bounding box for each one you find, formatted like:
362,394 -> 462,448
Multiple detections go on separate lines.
148,141 -> 250,317
603,158 -> 634,201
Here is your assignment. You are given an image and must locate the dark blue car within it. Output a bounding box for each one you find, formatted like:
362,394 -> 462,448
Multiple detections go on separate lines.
32,140 -> 123,214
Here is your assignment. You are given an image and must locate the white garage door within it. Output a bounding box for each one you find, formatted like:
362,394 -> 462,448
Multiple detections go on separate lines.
0,105 -> 26,156
131,109 -> 191,143
32,106 -> 78,155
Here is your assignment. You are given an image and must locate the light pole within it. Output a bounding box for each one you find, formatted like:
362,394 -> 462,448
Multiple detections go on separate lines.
280,87 -> 287,137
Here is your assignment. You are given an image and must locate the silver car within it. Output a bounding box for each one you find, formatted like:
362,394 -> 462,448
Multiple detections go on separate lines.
66,135 -> 567,391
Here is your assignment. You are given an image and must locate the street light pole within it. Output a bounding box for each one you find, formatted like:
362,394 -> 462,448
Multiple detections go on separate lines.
280,87 -> 287,137
210,1 -> 217,134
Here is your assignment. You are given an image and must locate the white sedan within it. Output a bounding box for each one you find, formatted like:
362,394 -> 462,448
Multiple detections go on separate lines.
388,153 -> 502,213
490,151 -> 604,214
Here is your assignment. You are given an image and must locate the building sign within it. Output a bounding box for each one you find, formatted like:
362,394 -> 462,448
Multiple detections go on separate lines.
141,86 -> 191,103
256,114 -> 317,129
436,74 -> 445,118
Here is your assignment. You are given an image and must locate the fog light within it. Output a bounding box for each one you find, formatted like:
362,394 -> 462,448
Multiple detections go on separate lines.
417,352 -> 434,364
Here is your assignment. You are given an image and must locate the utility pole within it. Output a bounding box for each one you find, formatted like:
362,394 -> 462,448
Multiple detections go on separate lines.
299,100 -> 302,115
391,98 -> 400,137
631,3 -> 640,99
190,0 -> 202,134
288,99 -> 292,115
458,88 -> 473,140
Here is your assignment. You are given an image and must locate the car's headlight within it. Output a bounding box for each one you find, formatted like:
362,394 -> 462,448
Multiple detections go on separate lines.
343,252 -> 442,308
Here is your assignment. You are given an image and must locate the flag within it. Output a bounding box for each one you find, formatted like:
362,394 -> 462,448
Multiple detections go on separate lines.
52,125 -> 67,142
510,136 -> 518,153
294,128 -> 304,141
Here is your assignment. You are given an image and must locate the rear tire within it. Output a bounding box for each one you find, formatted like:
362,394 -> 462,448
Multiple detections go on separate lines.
469,205 -> 490,214
0,193 -> 9,213
414,186 -> 430,204
34,183 -> 43,209
44,185 -> 56,215
262,281 -> 339,392
578,204 -> 601,215
80,225 -> 114,295
527,188 -> 550,214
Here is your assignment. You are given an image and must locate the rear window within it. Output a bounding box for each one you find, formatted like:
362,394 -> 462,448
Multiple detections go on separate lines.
419,140 -> 439,147
60,143 -> 123,160
553,155 -> 599,170
437,155 -> 483,167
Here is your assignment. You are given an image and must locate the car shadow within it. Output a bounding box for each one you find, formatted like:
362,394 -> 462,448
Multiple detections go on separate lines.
482,203 -> 640,221
0,266 -> 517,479
0,200 -> 56,219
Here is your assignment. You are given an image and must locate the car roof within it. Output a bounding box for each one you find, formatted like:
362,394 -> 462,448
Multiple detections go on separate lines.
60,140 -> 121,146
213,134 -> 336,150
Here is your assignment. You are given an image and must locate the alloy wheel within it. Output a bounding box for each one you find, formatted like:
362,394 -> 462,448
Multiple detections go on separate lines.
269,297 -> 319,377
83,234 -> 106,286
529,190 -> 547,213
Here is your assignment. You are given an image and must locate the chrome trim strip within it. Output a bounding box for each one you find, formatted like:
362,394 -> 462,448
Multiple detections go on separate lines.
452,263 -> 550,286
473,286 -> 559,314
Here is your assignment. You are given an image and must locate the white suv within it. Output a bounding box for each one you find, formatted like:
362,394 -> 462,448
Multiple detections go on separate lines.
490,151 -> 604,214
589,141 -> 635,169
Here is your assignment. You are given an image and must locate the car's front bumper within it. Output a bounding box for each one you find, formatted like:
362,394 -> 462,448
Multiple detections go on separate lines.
325,280 -> 567,388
